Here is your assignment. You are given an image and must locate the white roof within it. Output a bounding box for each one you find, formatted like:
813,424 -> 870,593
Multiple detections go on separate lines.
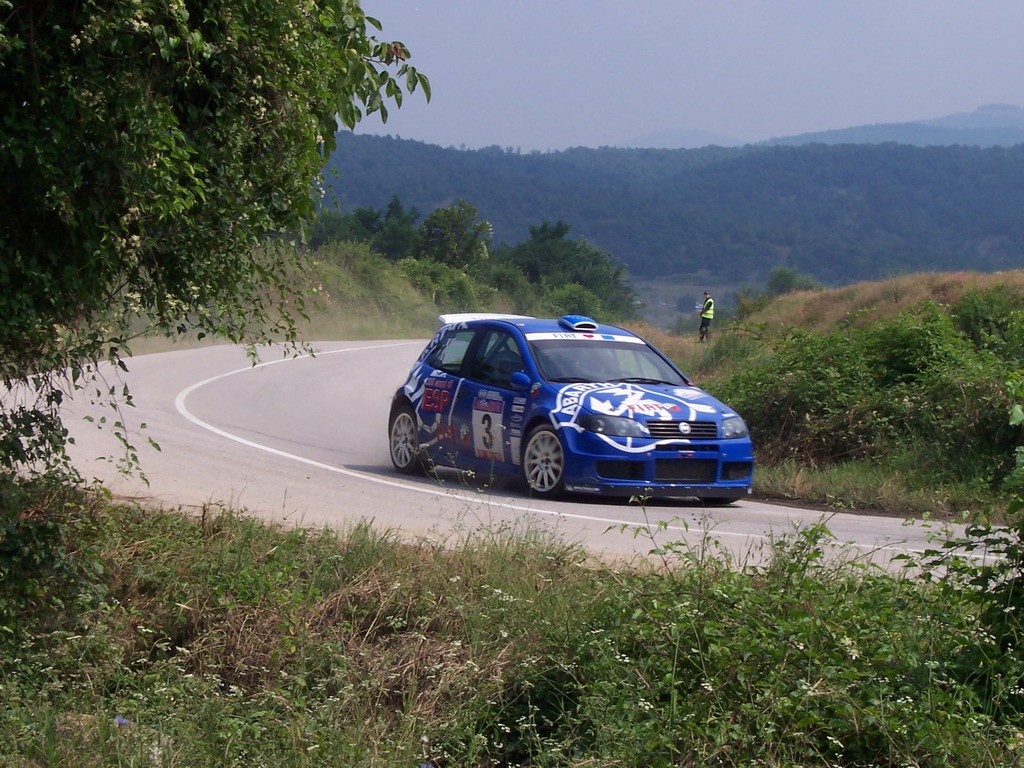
438,313 -> 533,326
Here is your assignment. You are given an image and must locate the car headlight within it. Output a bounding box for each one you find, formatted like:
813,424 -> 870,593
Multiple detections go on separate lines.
721,415 -> 749,439
579,413 -> 650,438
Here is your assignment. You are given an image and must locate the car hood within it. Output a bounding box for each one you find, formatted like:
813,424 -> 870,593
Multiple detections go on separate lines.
548,381 -> 737,424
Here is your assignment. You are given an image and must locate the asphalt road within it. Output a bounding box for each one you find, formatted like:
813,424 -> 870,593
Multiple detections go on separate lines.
63,340 -> 961,566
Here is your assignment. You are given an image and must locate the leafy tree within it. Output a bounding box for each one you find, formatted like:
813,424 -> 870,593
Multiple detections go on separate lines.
0,0 -> 428,473
766,266 -> 822,296
413,200 -> 493,271
307,207 -> 381,248
500,221 -> 575,283
733,266 -> 821,319
496,221 -> 638,320
375,195 -> 421,261
308,195 -> 420,259
397,258 -> 481,310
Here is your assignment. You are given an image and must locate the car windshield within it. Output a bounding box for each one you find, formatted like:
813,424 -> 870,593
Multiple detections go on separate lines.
527,338 -> 687,386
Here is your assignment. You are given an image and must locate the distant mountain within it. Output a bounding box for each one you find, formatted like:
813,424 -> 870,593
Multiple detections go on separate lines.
322,133 -> 1024,288
763,104 -> 1024,147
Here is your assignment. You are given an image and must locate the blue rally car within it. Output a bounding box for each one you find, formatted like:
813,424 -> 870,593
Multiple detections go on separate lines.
387,314 -> 754,502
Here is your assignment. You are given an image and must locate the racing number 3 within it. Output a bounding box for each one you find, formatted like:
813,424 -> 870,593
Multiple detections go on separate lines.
472,407 -> 504,461
481,414 -> 494,449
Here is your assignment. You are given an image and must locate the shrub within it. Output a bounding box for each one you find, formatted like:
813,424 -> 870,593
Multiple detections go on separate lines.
0,477 -> 107,644
950,285 -> 1024,364
397,257 -> 481,310
565,524 -> 1016,767
541,281 -> 604,319
911,375 -> 1024,728
718,306 -> 1023,486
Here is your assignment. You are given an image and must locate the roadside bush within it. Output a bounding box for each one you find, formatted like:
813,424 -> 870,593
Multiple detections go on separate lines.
715,328 -> 879,463
397,257 -> 482,310
568,524 -> 1014,767
950,285 -> 1024,364
540,281 -> 604,319
0,476 -> 107,644
922,375 -> 1024,722
718,307 -> 1023,486
478,260 -> 541,314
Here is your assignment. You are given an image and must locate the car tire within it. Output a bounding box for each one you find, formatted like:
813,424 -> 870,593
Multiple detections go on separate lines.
702,496 -> 738,507
389,404 -> 425,475
521,424 -> 565,498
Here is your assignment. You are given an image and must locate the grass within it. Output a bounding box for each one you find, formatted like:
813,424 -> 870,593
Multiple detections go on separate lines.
3,487 -> 1024,766
751,458 -> 992,520
126,243 -> 440,357
736,269 -> 1024,335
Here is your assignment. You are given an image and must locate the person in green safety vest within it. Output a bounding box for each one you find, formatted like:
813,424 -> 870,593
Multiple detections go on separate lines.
698,290 -> 714,342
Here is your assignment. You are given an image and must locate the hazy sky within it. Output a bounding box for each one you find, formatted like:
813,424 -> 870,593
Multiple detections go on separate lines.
357,1 -> 1024,151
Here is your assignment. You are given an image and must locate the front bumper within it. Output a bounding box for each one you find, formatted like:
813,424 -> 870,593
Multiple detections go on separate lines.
558,428 -> 754,498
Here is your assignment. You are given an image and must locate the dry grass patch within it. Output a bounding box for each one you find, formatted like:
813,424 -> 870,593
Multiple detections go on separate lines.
747,270 -> 1024,334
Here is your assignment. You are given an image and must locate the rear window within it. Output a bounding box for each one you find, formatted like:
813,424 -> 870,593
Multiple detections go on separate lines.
426,329 -> 475,374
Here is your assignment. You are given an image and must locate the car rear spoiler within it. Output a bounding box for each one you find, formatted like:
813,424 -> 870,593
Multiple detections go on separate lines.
437,313 -> 534,326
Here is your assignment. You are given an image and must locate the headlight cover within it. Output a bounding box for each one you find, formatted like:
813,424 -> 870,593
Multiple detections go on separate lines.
579,413 -> 650,438
721,415 -> 749,439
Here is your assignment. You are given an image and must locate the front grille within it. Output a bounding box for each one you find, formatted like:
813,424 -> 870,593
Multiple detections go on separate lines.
655,459 -> 717,483
647,420 -> 718,439
597,460 -> 645,481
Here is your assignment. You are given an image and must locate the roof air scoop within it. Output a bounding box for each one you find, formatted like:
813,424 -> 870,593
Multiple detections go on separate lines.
559,315 -> 599,331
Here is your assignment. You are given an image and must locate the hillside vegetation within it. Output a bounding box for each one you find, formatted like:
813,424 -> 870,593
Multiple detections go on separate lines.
737,270 -> 1024,335
323,134 -> 1024,288
640,271 -> 1024,519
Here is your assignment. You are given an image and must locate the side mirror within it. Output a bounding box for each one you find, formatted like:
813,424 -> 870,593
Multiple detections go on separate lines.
509,371 -> 531,391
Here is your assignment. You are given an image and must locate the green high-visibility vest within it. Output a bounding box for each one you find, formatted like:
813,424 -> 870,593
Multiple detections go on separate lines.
701,298 -> 715,319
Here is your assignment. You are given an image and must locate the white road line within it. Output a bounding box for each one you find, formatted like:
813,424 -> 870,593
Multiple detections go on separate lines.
173,343 -> 932,555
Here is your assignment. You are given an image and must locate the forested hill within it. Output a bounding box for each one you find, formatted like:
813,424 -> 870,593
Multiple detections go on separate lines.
323,133 -> 1024,286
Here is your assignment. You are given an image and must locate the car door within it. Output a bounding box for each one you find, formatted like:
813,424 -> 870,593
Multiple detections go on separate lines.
450,328 -> 526,471
415,327 -> 476,462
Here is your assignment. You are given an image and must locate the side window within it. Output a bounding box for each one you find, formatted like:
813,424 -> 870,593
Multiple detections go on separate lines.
426,329 -> 475,374
467,331 -> 524,388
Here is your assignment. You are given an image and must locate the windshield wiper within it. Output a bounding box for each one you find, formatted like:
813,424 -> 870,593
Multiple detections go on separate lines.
546,376 -> 593,383
609,377 -> 678,385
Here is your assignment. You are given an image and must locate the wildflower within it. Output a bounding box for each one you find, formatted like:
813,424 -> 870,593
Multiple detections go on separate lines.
840,636 -> 860,660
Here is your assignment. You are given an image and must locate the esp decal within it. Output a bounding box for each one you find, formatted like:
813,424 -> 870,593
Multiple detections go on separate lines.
422,388 -> 451,412
421,376 -> 454,413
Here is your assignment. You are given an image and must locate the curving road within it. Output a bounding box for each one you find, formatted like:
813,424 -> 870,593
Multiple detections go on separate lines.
63,340 -> 962,565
